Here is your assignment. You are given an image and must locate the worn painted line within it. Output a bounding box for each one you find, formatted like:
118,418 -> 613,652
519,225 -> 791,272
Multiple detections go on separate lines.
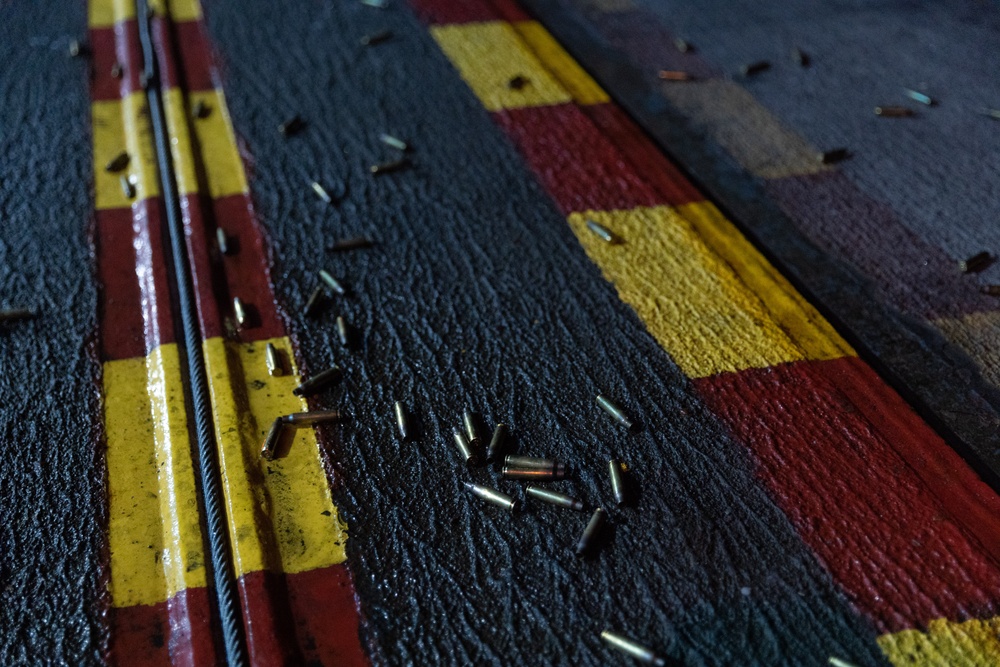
92,93 -> 161,209
103,345 -> 208,608
567,203 -> 852,377
510,21 -> 609,105
879,617 -> 1000,666
431,21 -> 573,111
695,356 -> 1000,635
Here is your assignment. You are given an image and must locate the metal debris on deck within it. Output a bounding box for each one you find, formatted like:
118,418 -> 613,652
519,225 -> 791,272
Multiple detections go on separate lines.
319,269 -> 347,295
111,62 -> 123,79
260,418 -> 284,460
216,227 -> 231,256
609,459 -> 627,507
673,37 -> 693,53
874,106 -> 915,117
976,107 -> 1000,121
586,219 -> 620,243
903,88 -> 935,106
311,180 -> 333,204
463,410 -> 484,448
328,236 -> 375,252
303,285 -> 325,317
600,630 -> 666,667
379,133 -> 409,151
657,70 -> 694,82
792,47 -> 810,67
981,285 -> 1000,297
360,30 -> 393,46
394,401 -> 411,441
502,466 -> 567,481
265,342 -> 282,376
819,148 -> 850,165
193,99 -> 211,118
596,394 -> 635,431
452,428 -> 481,467
486,423 -> 507,462
370,158 -> 410,175
526,486 -> 584,511
105,151 -> 129,173
575,508 -> 608,556
278,115 -> 305,137
959,251 -> 993,273
233,297 -> 248,328
508,74 -> 530,90
464,482 -> 521,513
0,309 -> 35,323
281,410 -> 342,426
336,315 -> 350,347
119,175 -> 135,199
741,61 -> 771,77
292,365 -> 342,397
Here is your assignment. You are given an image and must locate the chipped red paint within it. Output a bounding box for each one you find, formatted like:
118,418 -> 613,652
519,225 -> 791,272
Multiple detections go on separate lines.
95,199 -> 176,362
109,587 -> 220,667
492,104 -> 669,214
153,17 -> 215,93
89,21 -> 143,102
694,356 -> 1000,633
179,193 -> 285,343
408,0 -> 528,25
580,103 -> 703,207
236,566 -> 367,667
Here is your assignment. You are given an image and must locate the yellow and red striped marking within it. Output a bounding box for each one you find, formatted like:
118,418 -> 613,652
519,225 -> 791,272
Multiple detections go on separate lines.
418,3 -> 1000,664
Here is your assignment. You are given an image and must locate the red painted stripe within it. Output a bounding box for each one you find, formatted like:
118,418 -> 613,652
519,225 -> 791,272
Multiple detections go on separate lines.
96,201 -> 177,361
89,22 -> 143,102
408,0 -> 528,25
693,356 -> 1000,633
180,193 -> 285,342
238,565 -> 367,666
580,103 -> 703,207
492,104 -> 668,214
153,18 -> 215,93
109,587 -> 221,667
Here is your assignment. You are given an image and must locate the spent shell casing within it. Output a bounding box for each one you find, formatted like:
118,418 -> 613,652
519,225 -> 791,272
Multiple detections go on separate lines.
657,70 -> 693,82
379,133 -> 409,151
599,630 -> 666,666
819,148 -> 850,165
120,175 -> 135,199
464,482 -> 521,513
370,158 -> 409,175
462,410 -> 483,447
260,418 -> 284,460
741,60 -> 770,77
596,394 -> 635,431
216,227 -> 231,255
904,88 -> 935,106
0,309 -> 36,323
508,75 -> 530,90
265,342 -> 282,376
311,181 -> 332,204
575,507 -> 607,556
394,401 -> 411,441
304,285 -> 325,318
525,485 -> 584,511
505,455 -> 559,470
111,61 -> 123,78
502,466 -> 566,481
233,297 -> 248,328
278,115 -> 305,136
673,37 -> 693,53
586,219 -> 619,243
336,315 -> 350,347
609,459 -> 627,506
292,365 -> 342,397
360,0 -> 387,7
976,107 -> 1000,121
193,99 -> 210,118
105,151 -> 129,173
875,106 -> 915,117
281,410 -> 342,426
328,236 -> 375,252
828,658 -> 859,667
487,423 -> 508,462
69,39 -> 82,57
960,251 -> 993,273
452,429 -> 481,467
981,285 -> 1000,297
792,47 -> 810,67
318,270 -> 347,296
360,30 -> 392,46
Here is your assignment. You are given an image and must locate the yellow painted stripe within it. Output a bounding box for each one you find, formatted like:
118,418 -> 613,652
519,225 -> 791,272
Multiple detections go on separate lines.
431,21 -> 572,111
89,0 -> 201,29
104,344 -> 208,608
511,21 -> 609,106
92,93 -> 161,210
163,88 -> 249,198
879,617 -> 1000,666
204,336 -> 347,577
567,203 -> 853,378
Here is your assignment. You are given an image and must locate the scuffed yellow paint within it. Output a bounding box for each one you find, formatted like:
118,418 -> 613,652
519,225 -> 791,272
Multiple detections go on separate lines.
92,93 -> 161,210
567,203 -> 853,378
512,21 -> 609,105
203,336 -> 348,578
431,21 -> 572,111
89,0 -> 201,29
879,617 -> 1000,666
163,88 -> 248,199
103,344 -> 207,608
